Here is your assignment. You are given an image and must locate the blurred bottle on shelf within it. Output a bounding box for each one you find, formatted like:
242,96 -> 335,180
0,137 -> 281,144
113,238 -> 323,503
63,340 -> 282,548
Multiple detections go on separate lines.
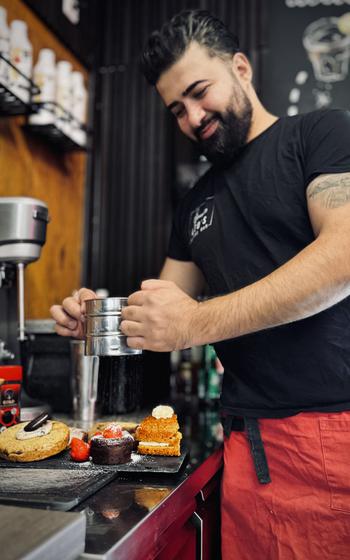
199,344 -> 223,407
177,347 -> 192,398
9,20 -> 32,103
170,344 -> 223,406
55,60 -> 72,136
170,346 -> 200,400
169,349 -> 180,399
71,71 -> 87,146
198,345 -> 207,404
190,345 -> 202,397
0,6 -> 10,87
29,48 -> 56,125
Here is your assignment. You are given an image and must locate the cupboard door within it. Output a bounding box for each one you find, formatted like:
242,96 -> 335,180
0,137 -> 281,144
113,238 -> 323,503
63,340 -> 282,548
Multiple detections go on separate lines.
156,518 -> 196,560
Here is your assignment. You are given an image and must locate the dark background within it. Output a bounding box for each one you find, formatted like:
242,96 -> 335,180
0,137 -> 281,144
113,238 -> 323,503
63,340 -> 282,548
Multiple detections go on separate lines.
22,0 -> 350,297
261,0 -> 350,115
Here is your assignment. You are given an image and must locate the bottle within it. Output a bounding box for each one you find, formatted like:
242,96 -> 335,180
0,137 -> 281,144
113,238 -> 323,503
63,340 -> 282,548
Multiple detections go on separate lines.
70,71 -> 87,146
9,20 -> 32,104
29,48 -> 56,125
172,348 -> 192,398
198,344 -> 208,405
179,360 -> 192,399
190,345 -> 202,397
170,350 -> 181,399
198,344 -> 223,406
0,7 -> 10,87
55,60 -> 72,136
206,345 -> 223,405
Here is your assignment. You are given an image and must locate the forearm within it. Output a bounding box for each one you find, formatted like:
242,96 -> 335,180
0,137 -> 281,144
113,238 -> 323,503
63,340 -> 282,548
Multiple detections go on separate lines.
190,234 -> 350,346
159,258 -> 205,297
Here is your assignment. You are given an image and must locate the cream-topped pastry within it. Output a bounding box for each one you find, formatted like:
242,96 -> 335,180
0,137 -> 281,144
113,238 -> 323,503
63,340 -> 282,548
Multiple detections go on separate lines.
136,405 -> 182,456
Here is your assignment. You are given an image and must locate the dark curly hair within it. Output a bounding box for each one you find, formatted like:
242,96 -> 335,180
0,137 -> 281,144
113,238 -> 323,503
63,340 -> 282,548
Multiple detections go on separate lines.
141,9 -> 240,85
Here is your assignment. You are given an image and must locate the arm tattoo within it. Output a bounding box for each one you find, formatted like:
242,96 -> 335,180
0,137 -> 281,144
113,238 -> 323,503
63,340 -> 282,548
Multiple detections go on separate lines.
307,173 -> 350,209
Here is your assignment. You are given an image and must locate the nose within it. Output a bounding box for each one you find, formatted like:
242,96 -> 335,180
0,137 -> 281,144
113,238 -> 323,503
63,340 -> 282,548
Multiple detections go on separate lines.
187,102 -> 206,130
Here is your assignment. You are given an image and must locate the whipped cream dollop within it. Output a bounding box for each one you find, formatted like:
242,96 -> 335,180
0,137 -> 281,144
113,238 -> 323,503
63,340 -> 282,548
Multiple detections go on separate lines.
16,421 -> 52,440
152,405 -> 174,420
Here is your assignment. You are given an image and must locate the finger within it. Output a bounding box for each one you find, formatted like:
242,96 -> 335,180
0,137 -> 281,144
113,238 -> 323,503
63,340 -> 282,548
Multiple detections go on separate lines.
55,323 -> 83,338
126,336 -> 144,350
50,305 -> 78,330
120,320 -> 144,337
121,305 -> 142,321
76,287 -> 97,302
141,279 -> 173,290
77,288 -> 97,314
62,297 -> 83,321
127,291 -> 146,306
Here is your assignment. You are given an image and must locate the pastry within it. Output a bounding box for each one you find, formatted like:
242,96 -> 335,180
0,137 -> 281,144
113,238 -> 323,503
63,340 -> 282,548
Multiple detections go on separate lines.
88,420 -> 138,439
135,405 -> 182,457
90,423 -> 134,465
0,420 -> 69,462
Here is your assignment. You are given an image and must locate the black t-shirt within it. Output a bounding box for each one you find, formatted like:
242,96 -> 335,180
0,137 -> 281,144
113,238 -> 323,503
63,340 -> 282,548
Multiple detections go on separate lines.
168,109 -> 350,418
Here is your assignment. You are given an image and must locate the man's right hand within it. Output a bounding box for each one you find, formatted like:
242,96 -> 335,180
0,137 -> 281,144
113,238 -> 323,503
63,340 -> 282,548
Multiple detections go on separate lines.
50,287 -> 97,339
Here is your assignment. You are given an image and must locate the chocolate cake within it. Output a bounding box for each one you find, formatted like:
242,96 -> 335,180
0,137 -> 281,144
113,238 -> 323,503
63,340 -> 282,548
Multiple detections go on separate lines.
90,431 -> 134,465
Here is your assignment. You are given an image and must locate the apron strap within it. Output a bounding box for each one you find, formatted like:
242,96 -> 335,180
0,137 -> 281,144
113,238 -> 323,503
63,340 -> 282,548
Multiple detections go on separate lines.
222,415 -> 244,437
244,417 -> 271,484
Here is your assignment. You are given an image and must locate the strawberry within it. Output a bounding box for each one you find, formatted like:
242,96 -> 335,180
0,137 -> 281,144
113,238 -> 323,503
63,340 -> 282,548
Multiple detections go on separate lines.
70,437 -> 91,462
102,424 -> 123,439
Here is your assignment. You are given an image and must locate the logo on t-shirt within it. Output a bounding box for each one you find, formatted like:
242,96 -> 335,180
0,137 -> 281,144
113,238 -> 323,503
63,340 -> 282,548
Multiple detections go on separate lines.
189,196 -> 215,244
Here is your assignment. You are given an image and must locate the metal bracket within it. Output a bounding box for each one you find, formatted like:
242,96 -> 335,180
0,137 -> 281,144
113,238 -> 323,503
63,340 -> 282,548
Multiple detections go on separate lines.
190,511 -> 203,560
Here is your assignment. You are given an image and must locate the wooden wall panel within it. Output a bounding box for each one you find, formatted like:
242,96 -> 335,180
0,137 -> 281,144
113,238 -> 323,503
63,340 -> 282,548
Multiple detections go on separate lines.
0,0 -> 88,319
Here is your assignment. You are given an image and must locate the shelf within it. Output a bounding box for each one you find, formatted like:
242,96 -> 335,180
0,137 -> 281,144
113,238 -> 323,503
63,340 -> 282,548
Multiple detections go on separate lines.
0,53 -> 39,116
0,54 -> 90,151
23,101 -> 89,152
0,83 -> 35,116
22,122 -> 88,152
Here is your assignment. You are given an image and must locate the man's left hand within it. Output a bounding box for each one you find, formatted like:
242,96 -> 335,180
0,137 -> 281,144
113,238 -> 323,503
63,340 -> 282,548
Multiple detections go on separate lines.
120,279 -> 199,351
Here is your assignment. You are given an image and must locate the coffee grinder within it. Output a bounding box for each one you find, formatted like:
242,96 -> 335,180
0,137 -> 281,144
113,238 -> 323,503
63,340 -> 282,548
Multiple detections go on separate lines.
0,197 -> 50,422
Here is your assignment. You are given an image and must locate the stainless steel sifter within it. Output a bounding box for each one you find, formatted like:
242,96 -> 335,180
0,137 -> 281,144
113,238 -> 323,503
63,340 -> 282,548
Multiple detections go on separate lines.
84,297 -> 142,356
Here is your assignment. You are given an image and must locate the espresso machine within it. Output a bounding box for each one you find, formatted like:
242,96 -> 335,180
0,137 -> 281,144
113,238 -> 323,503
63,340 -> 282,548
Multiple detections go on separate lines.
0,196 -> 50,422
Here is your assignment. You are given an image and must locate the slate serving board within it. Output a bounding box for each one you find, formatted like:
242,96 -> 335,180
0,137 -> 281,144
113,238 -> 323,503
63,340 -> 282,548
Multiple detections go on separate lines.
0,447 -> 188,474
0,468 -> 116,511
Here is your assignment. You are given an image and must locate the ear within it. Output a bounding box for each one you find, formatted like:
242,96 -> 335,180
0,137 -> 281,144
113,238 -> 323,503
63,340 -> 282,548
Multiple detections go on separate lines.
231,52 -> 252,85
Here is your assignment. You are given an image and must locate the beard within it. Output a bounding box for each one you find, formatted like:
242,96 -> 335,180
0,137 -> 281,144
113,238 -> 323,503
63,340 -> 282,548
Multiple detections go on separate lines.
194,93 -> 253,168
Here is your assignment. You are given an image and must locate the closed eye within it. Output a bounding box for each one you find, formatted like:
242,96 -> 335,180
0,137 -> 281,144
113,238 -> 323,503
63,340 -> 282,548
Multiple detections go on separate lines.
173,106 -> 186,119
193,87 -> 208,99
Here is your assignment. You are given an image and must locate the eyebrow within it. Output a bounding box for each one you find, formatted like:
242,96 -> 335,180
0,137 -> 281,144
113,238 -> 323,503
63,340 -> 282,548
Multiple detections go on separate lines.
167,80 -> 209,111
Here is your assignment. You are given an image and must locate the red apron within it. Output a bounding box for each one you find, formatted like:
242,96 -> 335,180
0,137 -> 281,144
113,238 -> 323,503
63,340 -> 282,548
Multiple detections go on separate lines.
221,411 -> 350,559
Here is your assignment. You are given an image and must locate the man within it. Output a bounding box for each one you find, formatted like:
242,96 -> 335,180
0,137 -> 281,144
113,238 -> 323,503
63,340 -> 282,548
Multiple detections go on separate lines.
51,10 -> 350,559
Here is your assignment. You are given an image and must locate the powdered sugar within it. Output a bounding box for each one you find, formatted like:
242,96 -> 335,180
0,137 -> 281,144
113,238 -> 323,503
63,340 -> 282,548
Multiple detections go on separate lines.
131,452 -> 143,463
